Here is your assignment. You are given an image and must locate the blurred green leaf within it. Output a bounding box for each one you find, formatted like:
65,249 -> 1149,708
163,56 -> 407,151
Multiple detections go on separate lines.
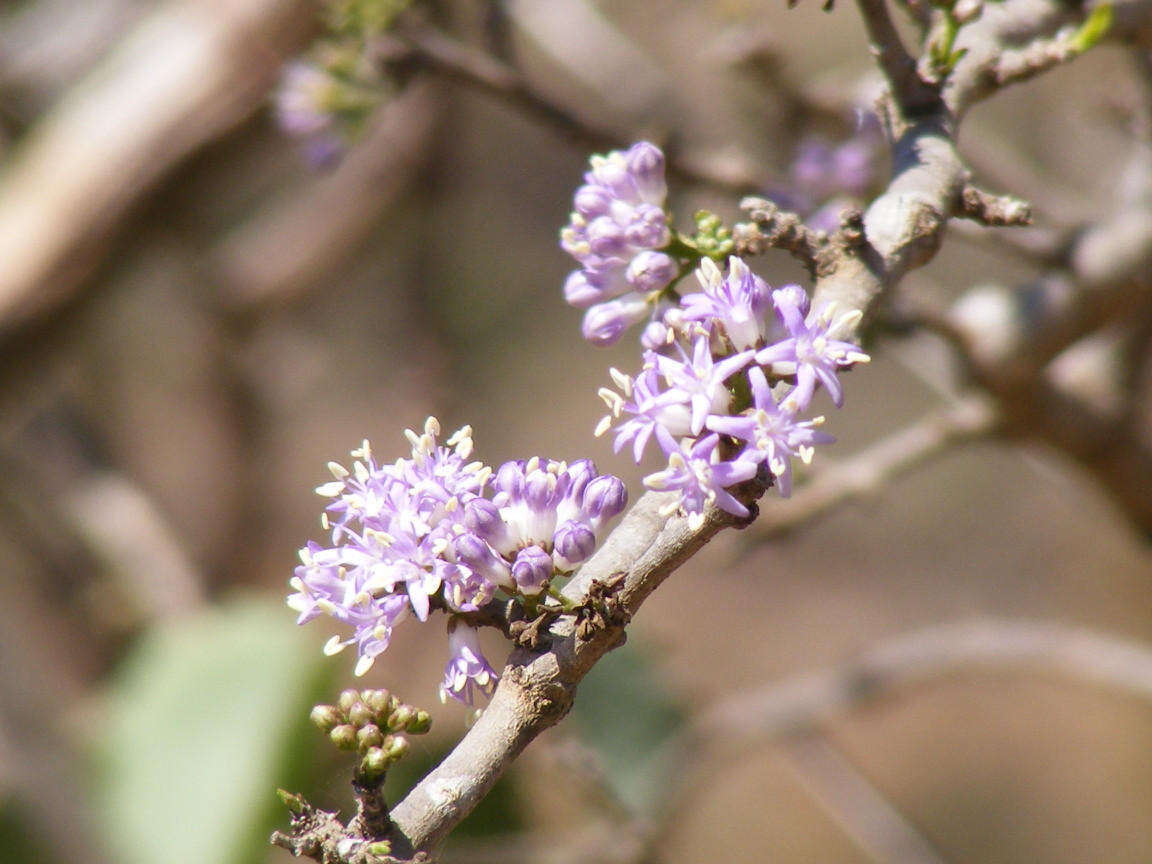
95,596 -> 330,864
569,639 -> 685,815
1071,4 -> 1113,53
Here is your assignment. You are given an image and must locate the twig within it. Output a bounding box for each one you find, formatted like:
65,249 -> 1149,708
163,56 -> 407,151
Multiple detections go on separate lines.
855,0 -> 941,119
213,78 -> 439,310
394,24 -> 768,194
751,393 -> 998,540
0,0 -> 315,339
685,617 -> 1152,747
782,734 -> 950,864
957,183 -> 1032,227
384,491 -> 754,855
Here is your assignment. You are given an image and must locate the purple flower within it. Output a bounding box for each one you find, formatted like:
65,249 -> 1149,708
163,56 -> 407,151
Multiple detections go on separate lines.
678,257 -> 774,351
755,291 -> 870,412
562,142 -> 676,344
644,434 -> 758,529
291,419 -> 627,698
582,293 -> 651,346
707,367 -> 834,496
274,61 -> 345,167
649,335 -> 755,436
597,364 -> 690,463
440,625 -> 498,706
511,545 -> 554,595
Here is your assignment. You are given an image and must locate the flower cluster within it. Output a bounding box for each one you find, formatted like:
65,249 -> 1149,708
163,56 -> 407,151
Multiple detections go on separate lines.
560,142 -> 679,346
288,419 -> 627,705
562,145 -> 869,527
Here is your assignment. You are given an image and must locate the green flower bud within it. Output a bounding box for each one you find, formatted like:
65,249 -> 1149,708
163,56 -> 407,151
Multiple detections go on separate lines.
386,735 -> 409,761
329,723 -> 357,750
405,710 -> 432,735
363,688 -> 392,715
360,746 -> 389,779
309,704 -> 341,732
277,788 -> 306,815
337,688 -> 359,715
356,723 -> 383,752
367,841 -> 392,857
348,700 -> 374,728
388,704 -> 414,732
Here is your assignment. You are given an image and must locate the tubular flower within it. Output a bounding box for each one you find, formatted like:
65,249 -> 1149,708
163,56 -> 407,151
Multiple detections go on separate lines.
561,142 -> 677,345
289,419 -> 626,704
563,158 -> 870,522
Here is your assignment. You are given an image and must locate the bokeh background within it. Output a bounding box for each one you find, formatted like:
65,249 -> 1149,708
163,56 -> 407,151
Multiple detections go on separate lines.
1,1 -> 1150,862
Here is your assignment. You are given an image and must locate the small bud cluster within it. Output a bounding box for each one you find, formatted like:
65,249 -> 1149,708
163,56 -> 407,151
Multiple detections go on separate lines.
274,0 -> 412,165
311,687 -> 430,780
289,419 -> 627,706
560,143 -> 869,528
560,142 -> 679,345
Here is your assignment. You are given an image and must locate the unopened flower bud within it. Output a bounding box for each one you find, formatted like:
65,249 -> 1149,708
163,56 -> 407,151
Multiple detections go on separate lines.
626,141 -> 667,204
337,689 -> 359,716
582,294 -> 650,346
360,746 -> 389,779
330,724 -> 357,750
626,251 -> 677,293
356,724 -> 383,752
388,705 -> 414,732
363,688 -> 391,715
573,184 -> 613,217
387,736 -> 410,760
310,704 -> 341,732
405,710 -> 432,735
583,474 -> 628,525
512,545 -> 553,596
348,701 -> 374,728
953,0 -> 982,24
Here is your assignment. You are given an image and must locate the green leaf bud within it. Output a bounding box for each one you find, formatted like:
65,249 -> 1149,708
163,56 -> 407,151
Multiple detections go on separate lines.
277,789 -> 306,815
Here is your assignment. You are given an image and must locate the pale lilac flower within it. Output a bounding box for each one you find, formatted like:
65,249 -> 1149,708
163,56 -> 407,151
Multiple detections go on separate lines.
644,434 -> 758,529
582,293 -> 651,346
274,61 -> 344,167
440,625 -> 498,706
756,290 -> 870,412
678,257 -> 774,351
707,367 -> 834,496
649,334 -> 755,435
511,546 -> 553,595
597,364 -> 689,463
562,142 -> 677,344
290,420 -> 626,697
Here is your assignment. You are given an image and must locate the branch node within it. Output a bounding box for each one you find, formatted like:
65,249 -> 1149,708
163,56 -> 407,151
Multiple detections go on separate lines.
958,183 -> 1033,227
508,605 -> 561,650
575,572 -> 631,641
735,197 -> 824,271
